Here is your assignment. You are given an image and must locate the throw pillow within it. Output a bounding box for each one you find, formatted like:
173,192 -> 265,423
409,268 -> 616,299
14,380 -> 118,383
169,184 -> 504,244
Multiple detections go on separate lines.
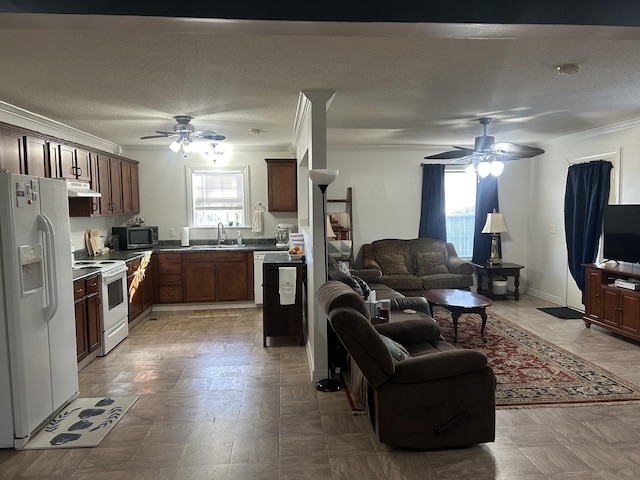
377,254 -> 410,276
415,252 -> 448,276
328,269 -> 365,298
379,334 -> 411,361
352,275 -> 371,301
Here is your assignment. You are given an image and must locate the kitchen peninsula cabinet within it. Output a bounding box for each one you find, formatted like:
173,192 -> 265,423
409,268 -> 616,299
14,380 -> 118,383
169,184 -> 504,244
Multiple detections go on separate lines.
266,158 -> 297,212
74,274 -> 101,363
262,253 -> 306,346
583,263 -> 640,341
183,252 -> 253,302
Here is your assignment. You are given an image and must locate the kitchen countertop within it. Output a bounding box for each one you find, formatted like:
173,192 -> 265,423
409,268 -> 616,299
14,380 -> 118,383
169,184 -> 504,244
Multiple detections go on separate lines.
72,244 -> 296,282
73,243 -> 291,265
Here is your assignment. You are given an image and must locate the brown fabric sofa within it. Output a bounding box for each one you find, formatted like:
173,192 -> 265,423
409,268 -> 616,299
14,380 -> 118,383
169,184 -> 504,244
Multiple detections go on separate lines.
361,238 -> 474,294
316,280 -> 496,450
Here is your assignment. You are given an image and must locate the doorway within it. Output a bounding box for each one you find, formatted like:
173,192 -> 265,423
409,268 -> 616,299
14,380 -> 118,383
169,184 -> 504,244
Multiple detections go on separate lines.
565,149 -> 620,311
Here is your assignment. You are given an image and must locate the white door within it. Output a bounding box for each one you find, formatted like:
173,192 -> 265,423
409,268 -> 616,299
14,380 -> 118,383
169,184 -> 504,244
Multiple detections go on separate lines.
565,150 -> 620,311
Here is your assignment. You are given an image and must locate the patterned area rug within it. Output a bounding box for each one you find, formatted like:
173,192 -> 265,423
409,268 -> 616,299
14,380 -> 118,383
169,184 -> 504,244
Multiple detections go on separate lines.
21,396 -> 138,449
431,307 -> 640,408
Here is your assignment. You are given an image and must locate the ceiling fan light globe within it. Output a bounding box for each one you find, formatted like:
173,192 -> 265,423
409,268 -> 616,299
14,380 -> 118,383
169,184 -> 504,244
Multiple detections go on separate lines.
169,140 -> 181,152
477,161 -> 492,178
465,164 -> 476,175
490,161 -> 505,176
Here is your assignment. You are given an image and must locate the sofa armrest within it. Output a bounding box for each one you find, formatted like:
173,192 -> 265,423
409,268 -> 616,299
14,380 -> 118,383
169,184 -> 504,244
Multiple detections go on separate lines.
350,268 -> 383,284
447,255 -> 473,275
389,296 -> 431,315
375,318 -> 442,345
392,349 -> 489,383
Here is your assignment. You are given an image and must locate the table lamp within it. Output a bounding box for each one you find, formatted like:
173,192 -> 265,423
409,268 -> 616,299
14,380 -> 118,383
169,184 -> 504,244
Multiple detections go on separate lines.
481,210 -> 508,265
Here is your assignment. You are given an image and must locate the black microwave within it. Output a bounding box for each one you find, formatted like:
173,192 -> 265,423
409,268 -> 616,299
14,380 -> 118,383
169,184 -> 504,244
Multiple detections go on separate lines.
112,226 -> 159,250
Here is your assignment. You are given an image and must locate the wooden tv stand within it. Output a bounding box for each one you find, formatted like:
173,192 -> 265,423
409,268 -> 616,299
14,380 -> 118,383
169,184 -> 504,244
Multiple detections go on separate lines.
583,262 -> 640,342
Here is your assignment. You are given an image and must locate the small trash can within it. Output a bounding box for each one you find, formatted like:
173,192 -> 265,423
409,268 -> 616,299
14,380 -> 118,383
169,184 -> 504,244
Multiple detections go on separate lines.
492,277 -> 508,295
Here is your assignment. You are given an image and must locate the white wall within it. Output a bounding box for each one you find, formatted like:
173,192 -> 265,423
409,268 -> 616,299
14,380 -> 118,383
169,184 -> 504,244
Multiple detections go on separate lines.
527,122 -> 640,305
120,146 -> 296,242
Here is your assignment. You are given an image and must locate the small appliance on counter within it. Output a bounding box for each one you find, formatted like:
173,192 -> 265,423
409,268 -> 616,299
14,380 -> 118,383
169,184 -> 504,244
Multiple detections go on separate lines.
112,225 -> 158,250
275,223 -> 295,247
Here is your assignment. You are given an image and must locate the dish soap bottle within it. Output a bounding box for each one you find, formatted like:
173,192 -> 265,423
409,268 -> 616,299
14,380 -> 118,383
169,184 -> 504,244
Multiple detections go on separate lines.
237,231 -> 243,246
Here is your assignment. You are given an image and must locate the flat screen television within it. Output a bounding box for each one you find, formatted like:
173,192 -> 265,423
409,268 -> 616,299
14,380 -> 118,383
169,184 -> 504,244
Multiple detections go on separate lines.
603,204 -> 640,264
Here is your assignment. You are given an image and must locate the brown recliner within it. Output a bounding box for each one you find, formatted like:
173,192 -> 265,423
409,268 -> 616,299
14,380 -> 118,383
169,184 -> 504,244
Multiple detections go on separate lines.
317,281 -> 495,450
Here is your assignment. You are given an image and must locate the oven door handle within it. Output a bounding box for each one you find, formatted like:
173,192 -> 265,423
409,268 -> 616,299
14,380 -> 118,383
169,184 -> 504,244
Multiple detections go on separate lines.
37,213 -> 58,322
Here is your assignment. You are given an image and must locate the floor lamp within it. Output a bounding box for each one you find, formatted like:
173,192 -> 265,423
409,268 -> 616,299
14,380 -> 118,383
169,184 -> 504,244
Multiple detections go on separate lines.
309,168 -> 343,392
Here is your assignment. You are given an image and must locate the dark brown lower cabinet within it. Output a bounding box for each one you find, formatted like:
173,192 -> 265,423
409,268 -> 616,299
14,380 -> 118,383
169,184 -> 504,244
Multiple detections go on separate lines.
74,275 -> 101,362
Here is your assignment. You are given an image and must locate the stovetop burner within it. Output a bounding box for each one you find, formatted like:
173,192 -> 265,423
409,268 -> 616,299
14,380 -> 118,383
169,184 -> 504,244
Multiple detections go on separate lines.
72,258 -> 127,276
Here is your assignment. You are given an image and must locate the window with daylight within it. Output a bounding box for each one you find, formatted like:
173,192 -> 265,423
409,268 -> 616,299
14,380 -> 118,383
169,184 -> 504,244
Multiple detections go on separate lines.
187,166 -> 250,227
444,167 -> 477,259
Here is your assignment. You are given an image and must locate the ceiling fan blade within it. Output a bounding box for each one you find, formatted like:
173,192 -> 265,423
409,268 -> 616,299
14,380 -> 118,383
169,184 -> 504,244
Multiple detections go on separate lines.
198,133 -> 226,141
492,142 -> 545,158
140,134 -> 170,139
194,130 -> 226,141
424,148 -> 473,160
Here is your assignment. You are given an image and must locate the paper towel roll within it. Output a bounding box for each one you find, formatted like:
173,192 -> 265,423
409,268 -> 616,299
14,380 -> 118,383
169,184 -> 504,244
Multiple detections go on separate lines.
180,227 -> 189,247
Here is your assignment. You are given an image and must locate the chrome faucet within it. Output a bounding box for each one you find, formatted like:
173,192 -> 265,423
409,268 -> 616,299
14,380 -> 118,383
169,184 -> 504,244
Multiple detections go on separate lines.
217,222 -> 226,245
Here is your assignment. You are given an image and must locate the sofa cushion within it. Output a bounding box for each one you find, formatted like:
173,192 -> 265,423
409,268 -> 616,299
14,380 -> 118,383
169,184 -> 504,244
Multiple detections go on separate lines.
377,254 -> 411,275
420,273 -> 474,290
414,252 -> 448,276
379,334 -> 411,361
352,275 -> 372,300
382,275 -> 424,291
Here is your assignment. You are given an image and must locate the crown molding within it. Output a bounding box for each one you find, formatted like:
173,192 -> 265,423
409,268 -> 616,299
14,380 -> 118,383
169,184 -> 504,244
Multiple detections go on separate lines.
0,101 -> 120,153
544,117 -> 640,145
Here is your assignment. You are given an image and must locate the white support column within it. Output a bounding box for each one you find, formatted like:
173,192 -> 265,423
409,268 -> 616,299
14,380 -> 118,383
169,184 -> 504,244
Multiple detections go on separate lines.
292,90 -> 335,381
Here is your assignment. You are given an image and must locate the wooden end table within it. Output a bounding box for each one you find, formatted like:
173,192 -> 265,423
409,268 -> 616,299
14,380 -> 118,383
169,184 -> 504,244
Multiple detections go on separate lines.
423,289 -> 492,343
472,262 -> 524,301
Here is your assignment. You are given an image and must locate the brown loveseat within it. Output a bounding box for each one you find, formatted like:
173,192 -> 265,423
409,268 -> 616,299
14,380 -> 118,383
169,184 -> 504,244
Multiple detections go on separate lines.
362,238 -> 474,294
316,280 -> 496,450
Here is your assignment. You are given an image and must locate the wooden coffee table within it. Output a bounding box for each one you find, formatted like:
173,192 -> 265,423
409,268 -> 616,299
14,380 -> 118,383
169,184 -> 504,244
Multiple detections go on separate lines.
423,289 -> 492,342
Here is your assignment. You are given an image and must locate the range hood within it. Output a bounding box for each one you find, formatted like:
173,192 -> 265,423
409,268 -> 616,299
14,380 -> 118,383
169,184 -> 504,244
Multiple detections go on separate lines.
66,180 -> 101,198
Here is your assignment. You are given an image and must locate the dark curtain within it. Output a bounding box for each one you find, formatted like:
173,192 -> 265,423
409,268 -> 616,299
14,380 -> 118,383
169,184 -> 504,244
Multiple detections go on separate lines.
564,160 -> 613,302
472,175 -> 499,264
418,164 -> 446,241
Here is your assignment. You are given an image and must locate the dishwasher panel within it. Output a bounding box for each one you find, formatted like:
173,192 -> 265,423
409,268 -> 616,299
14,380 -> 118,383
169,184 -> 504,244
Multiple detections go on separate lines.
253,251 -> 269,305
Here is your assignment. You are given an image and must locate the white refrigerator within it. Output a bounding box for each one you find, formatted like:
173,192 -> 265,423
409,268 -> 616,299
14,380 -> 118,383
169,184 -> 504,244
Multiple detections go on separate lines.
0,172 -> 79,448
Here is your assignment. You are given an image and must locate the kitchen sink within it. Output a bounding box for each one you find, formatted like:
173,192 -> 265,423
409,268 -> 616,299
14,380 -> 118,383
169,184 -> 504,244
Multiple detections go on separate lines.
189,244 -> 239,249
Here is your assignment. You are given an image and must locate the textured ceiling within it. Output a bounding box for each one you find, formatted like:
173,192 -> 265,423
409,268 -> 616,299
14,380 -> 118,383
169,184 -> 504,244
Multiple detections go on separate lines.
2,13 -> 640,154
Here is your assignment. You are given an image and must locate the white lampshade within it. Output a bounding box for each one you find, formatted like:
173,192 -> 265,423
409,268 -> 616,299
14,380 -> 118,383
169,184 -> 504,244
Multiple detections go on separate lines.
169,139 -> 181,152
481,212 -> 508,234
309,169 -> 339,186
477,161 -> 492,178
490,161 -> 505,176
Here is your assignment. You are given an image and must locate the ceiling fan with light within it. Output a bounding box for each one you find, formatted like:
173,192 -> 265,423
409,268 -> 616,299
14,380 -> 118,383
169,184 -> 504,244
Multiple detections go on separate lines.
140,115 -> 225,155
423,117 -> 545,177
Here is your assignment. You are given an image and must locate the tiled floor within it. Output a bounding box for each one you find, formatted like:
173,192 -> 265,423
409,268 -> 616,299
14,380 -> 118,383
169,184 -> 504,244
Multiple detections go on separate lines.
2,295 -> 640,479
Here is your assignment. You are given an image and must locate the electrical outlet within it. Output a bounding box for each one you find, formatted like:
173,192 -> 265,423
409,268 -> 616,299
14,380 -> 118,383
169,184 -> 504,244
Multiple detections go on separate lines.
169,228 -> 176,237
549,224 -> 557,234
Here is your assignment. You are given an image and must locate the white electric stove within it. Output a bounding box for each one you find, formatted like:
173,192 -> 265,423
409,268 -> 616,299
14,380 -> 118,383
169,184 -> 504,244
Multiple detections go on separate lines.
72,259 -> 129,355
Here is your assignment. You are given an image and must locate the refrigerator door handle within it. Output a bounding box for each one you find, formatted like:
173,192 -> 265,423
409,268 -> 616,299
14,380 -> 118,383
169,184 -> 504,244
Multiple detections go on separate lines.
38,213 -> 59,322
